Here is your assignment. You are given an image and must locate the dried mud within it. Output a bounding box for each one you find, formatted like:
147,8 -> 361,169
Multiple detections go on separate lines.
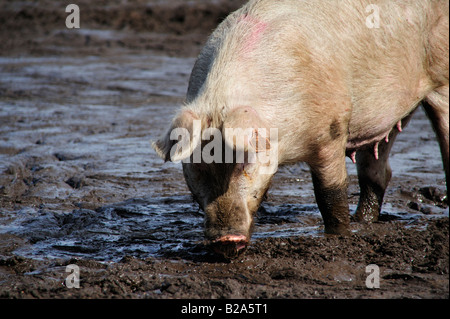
0,0 -> 448,300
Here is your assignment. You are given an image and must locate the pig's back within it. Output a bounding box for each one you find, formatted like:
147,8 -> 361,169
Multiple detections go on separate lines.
187,0 -> 446,159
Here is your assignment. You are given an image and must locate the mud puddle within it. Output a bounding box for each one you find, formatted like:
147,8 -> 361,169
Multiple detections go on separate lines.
0,193 -> 323,262
1,195 -> 447,263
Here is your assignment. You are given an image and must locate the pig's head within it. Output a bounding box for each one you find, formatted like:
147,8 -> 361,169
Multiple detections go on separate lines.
153,106 -> 278,259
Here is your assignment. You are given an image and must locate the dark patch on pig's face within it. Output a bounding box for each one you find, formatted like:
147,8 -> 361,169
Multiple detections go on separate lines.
181,149 -> 272,243
182,161 -> 233,210
182,161 -> 248,238
329,118 -> 341,140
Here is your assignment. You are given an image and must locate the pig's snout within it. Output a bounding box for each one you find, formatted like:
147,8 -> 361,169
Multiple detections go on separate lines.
208,234 -> 249,259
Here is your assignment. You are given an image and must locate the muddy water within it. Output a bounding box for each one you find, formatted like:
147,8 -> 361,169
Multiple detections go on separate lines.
0,52 -> 448,263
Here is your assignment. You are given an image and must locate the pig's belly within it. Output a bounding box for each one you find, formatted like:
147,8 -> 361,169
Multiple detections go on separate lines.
346,115 -> 402,151
347,128 -> 391,150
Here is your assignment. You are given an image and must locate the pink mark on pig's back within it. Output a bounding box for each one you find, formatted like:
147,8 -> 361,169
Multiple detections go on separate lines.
237,14 -> 268,57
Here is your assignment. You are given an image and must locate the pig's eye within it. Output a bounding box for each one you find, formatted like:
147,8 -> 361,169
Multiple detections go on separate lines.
232,163 -> 245,177
234,162 -> 256,177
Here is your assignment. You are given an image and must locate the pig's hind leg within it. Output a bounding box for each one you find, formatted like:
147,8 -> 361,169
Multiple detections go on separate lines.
423,85 -> 449,189
354,114 -> 414,223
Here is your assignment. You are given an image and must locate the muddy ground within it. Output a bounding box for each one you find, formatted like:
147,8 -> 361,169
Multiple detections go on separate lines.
0,0 -> 448,301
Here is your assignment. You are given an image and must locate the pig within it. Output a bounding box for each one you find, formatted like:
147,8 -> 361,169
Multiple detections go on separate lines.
153,0 -> 449,259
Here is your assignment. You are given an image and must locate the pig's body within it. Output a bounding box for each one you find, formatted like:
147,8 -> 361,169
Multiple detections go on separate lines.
154,0 -> 449,259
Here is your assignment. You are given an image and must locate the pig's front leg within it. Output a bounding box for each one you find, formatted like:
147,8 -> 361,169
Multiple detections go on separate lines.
310,145 -> 351,236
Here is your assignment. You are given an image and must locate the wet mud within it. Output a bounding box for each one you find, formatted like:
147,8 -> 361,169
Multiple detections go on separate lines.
0,0 -> 448,299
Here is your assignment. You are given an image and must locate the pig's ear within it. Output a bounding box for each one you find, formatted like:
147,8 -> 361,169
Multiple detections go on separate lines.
152,109 -> 202,162
222,106 -> 271,153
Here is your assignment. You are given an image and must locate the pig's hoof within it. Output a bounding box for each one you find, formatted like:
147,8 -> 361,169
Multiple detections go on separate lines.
324,225 -> 351,236
208,235 -> 248,260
